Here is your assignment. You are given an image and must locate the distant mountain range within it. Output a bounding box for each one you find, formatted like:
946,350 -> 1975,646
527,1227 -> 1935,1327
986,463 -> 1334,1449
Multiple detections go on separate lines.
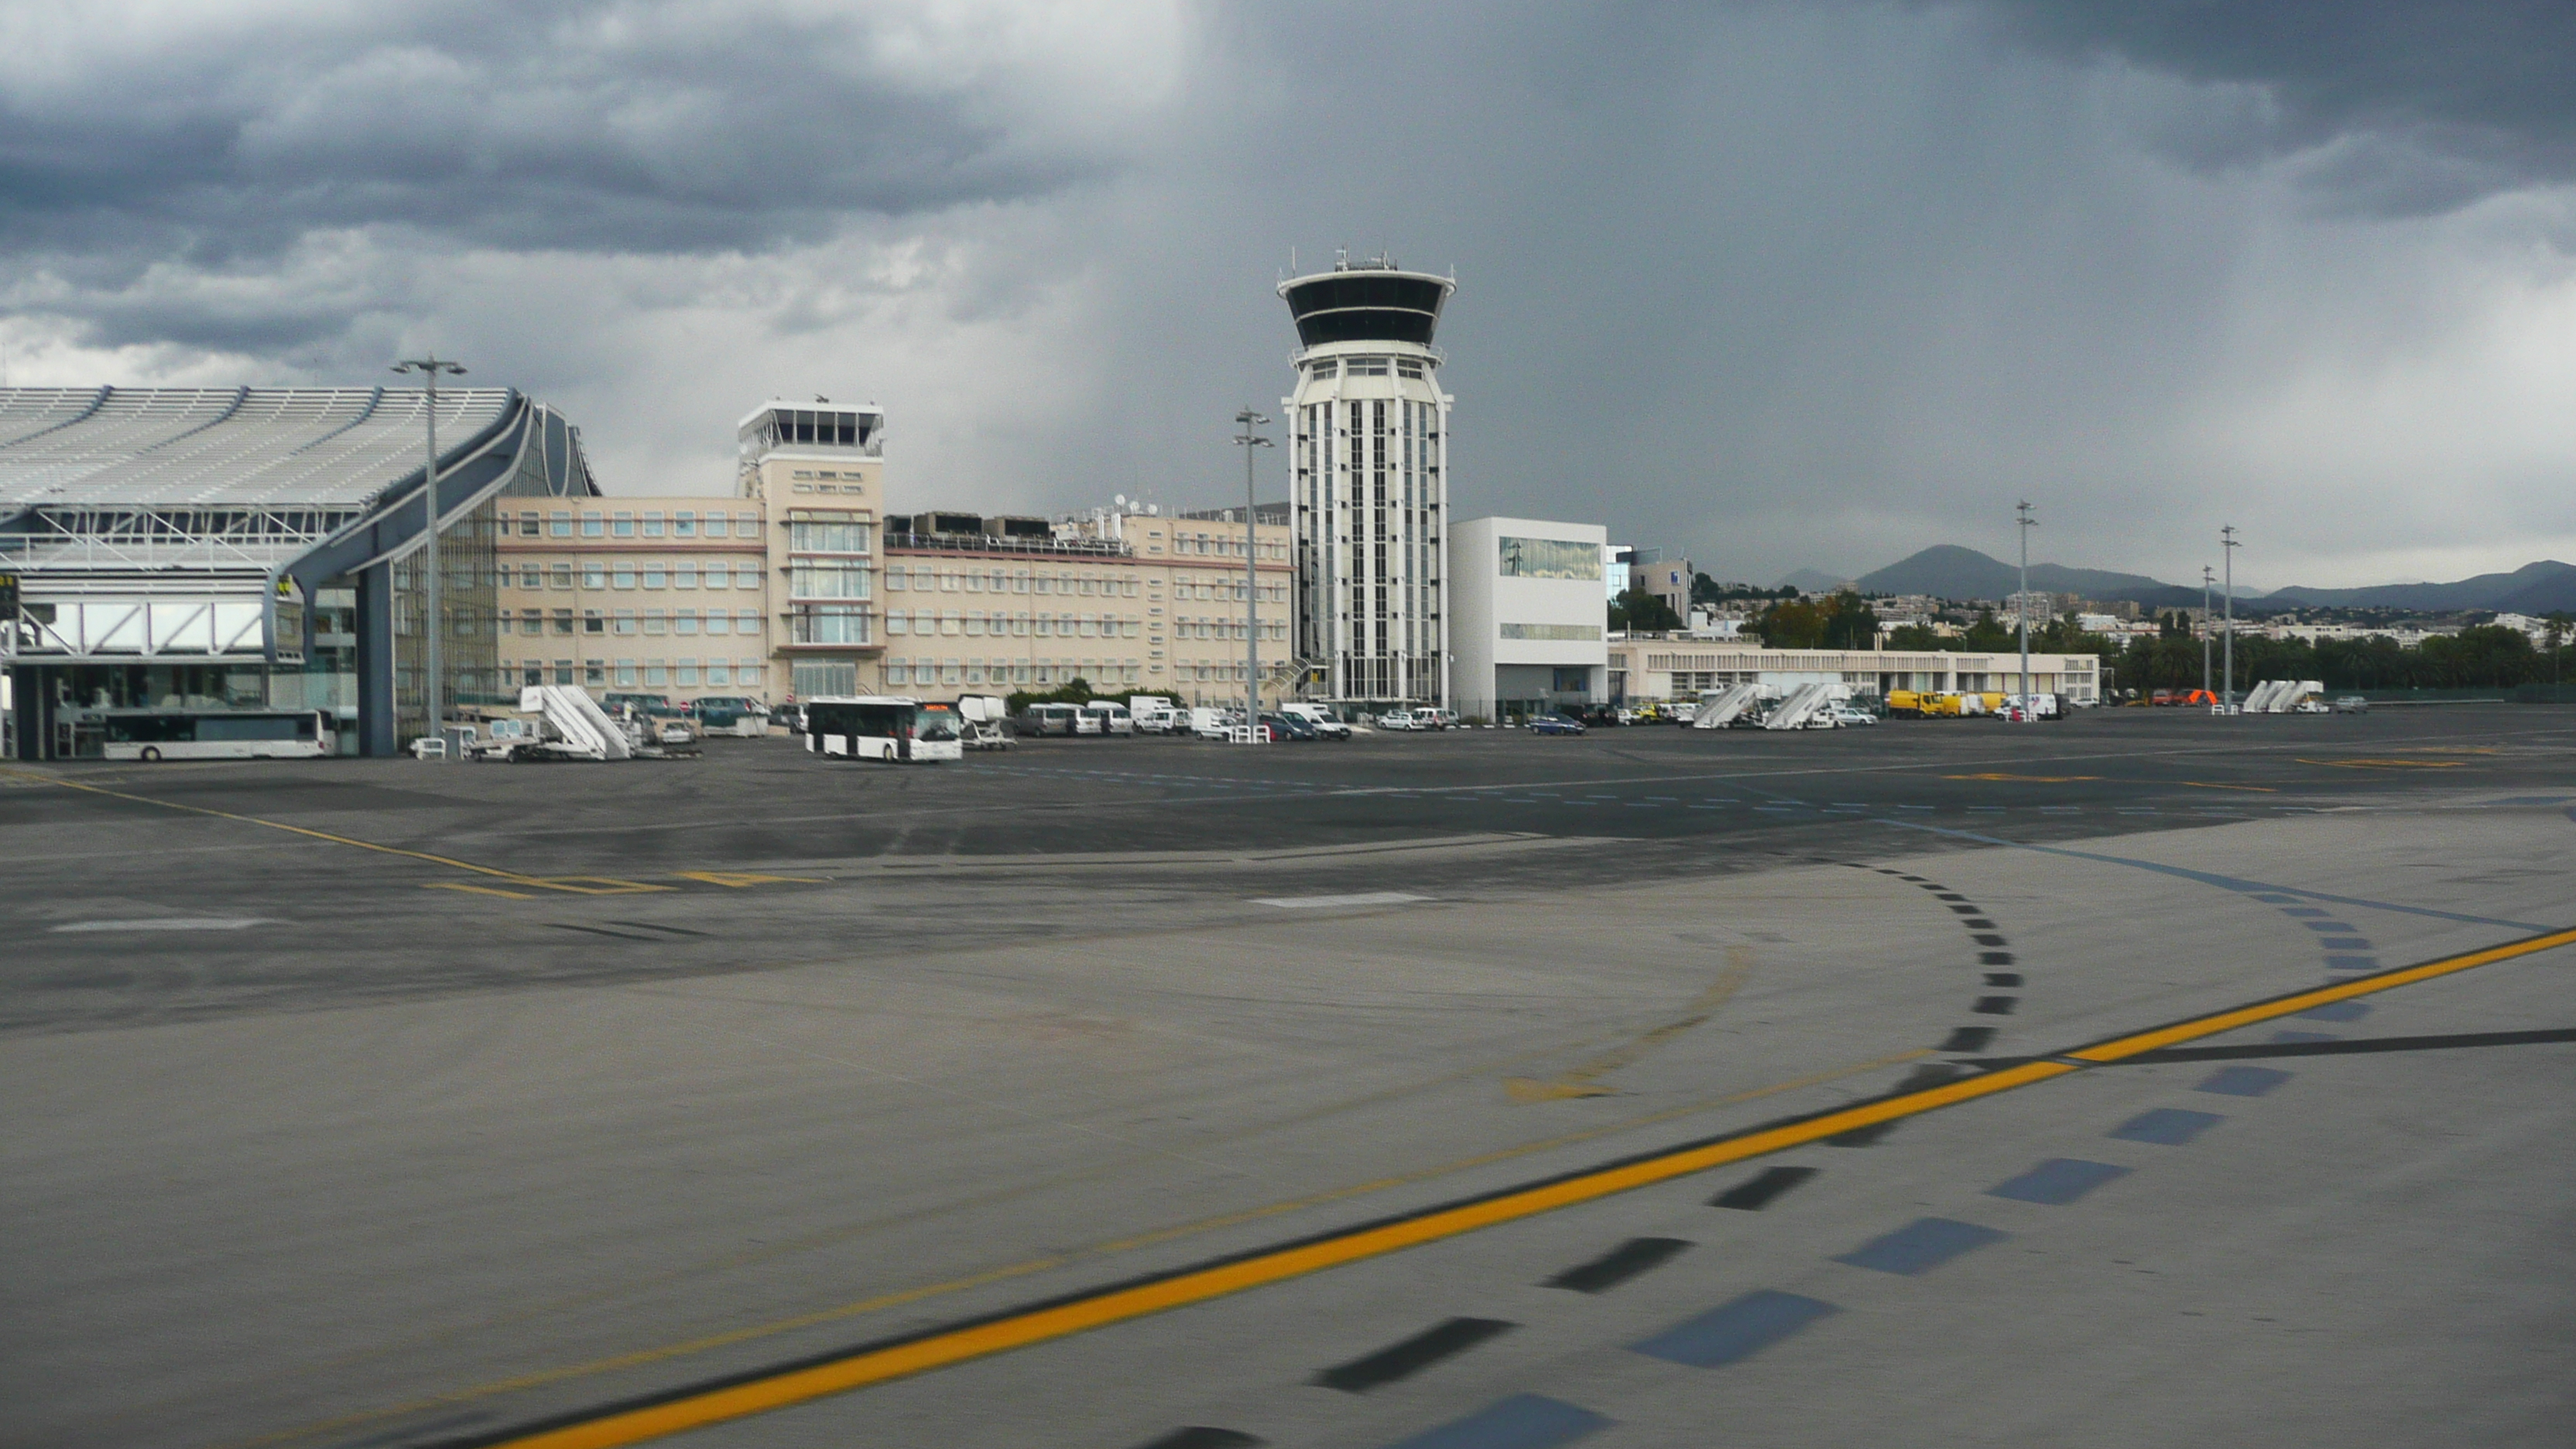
1769,547 -> 2576,613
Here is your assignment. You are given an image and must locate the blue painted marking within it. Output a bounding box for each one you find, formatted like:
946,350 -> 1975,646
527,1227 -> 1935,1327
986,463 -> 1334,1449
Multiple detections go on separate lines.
1379,1394 -> 1612,1449
1630,1290 -> 1839,1367
2297,1000 -> 2372,1022
2323,955 -> 2377,971
1985,1158 -> 2132,1205
2110,1108 -> 2224,1145
2318,937 -> 2372,951
1832,1217 -> 2009,1276
2197,1065 -> 2292,1096
2271,1029 -> 2337,1043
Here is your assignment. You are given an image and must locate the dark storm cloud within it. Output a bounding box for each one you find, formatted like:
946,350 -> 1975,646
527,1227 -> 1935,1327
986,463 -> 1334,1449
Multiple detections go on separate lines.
1965,0 -> 2576,211
0,3 -> 1106,262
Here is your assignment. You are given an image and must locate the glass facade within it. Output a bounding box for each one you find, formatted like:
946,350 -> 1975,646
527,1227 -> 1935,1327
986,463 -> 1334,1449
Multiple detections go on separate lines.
1498,536 -> 1603,581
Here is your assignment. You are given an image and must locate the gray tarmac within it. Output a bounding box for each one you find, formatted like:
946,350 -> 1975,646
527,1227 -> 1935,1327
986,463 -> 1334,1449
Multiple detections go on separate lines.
2,706 -> 2572,1448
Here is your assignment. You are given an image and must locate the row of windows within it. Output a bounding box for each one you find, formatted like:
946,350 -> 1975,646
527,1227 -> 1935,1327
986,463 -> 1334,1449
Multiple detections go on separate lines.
886,566 -> 1136,597
507,608 -> 765,638
506,659 -> 769,689
517,509 -> 761,540
1306,356 -> 1427,379
886,660 -> 1142,688
505,561 -> 766,591
1171,618 -> 1288,641
790,605 -> 872,646
886,611 -> 1139,639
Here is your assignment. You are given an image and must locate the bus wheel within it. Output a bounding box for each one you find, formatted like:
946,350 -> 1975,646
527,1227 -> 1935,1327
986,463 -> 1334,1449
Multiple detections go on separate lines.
139,747 -> 163,762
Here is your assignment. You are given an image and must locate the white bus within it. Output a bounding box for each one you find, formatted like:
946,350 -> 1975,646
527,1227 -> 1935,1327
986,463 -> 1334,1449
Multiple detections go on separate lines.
803,696 -> 964,762
100,708 -> 334,762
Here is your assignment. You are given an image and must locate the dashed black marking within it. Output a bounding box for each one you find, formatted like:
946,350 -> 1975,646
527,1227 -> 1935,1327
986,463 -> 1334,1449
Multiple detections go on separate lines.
1974,995 -> 2019,1015
1939,1026 -> 1997,1053
1984,973 -> 2023,987
1313,1317 -> 1516,1392
1543,1236 -> 1693,1293
1132,1430 -> 1262,1449
1711,1165 -> 1820,1210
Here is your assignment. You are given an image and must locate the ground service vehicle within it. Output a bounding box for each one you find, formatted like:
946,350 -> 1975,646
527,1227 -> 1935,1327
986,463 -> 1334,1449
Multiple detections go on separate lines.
1129,696 -> 1177,733
100,708 -> 333,762
1278,703 -> 1351,739
804,696 -> 963,762
958,696 -> 1013,750
692,697 -> 770,736
1529,714 -> 1586,735
1189,707 -> 1233,738
2334,695 -> 2369,714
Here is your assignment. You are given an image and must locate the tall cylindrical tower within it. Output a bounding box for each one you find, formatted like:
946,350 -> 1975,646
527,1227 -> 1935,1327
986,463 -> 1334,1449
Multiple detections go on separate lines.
1279,255 -> 1455,711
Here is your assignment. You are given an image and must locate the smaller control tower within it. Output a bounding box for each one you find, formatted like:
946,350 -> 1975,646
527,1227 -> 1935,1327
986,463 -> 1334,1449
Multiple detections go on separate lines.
1279,252 -> 1456,711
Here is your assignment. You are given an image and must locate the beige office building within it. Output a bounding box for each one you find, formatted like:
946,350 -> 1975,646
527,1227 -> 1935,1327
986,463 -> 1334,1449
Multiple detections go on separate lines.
875,505 -> 1293,706
493,497 -> 773,703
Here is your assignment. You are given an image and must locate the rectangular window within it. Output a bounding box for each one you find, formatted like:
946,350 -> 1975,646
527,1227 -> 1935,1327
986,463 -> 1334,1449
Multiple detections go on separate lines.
674,511 -> 697,538
737,608 -> 762,636
613,609 -> 637,635
886,569 -> 905,592
614,659 -> 637,687
550,563 -> 573,589
738,564 -> 762,590
675,610 -> 699,636
789,520 -> 871,553
790,606 -> 872,645
642,563 -> 666,589
674,562 -> 697,589
517,513 -> 540,538
581,563 -> 605,590
790,562 -> 872,599
551,511 -> 574,538
1498,537 -> 1604,581
612,564 -> 635,590
885,610 -> 906,635
581,512 -> 604,538
518,564 -> 541,590
676,658 -> 698,687
741,663 -> 765,687
613,512 -> 635,538
553,659 -> 575,685
642,512 -> 665,538
644,609 -> 667,636
644,662 -> 666,687
703,514 -> 728,539
551,608 -> 574,635
584,659 -> 605,686
706,661 -> 731,687
1498,622 -> 1604,641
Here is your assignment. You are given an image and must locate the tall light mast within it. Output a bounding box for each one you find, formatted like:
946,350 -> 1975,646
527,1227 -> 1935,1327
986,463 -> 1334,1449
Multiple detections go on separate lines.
392,354 -> 466,756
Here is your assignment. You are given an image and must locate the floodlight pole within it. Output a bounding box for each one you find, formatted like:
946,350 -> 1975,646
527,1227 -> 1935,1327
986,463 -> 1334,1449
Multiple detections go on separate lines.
392,354 -> 467,758
2201,565 -> 2215,697
2221,525 -> 2240,713
2016,502 -> 2034,719
1234,409 -> 1273,741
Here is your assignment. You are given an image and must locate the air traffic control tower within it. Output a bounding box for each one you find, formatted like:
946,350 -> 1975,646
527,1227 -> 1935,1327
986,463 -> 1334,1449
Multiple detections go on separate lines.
1279,253 -> 1455,711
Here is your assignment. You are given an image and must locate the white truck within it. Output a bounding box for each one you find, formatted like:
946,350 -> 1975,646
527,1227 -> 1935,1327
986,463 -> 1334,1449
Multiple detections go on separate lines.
1128,696 -> 1177,733
957,694 -> 1014,750
1278,703 -> 1351,740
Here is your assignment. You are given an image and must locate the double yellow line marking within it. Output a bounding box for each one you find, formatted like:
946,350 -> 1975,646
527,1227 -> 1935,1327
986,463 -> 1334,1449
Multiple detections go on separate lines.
445,923 -> 2576,1449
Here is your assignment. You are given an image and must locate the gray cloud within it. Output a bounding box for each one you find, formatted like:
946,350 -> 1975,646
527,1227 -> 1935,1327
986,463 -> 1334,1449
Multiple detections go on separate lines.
0,3 -> 1117,262
1964,1 -> 2576,213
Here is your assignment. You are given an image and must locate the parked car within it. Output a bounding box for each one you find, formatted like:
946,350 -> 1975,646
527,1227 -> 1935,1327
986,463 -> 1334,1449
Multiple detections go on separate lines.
1528,714 -> 1587,735
2334,695 -> 2369,714
1421,707 -> 1461,730
1262,711 -> 1317,741
1377,708 -> 1424,731
691,696 -> 771,736
1831,707 -> 1878,727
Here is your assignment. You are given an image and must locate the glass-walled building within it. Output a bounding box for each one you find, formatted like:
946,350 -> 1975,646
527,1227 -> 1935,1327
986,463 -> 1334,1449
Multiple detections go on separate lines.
2,385 -> 597,759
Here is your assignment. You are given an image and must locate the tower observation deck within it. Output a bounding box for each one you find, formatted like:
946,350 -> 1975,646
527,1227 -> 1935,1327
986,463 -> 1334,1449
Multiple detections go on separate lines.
1279,255 -> 1456,709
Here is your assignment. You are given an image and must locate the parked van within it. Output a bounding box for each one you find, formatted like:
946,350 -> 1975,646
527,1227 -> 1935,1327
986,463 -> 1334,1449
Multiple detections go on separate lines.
1188,707 -> 1232,738
1082,701 -> 1134,735
1022,702 -> 1083,736
1128,696 -> 1177,733
1278,703 -> 1352,740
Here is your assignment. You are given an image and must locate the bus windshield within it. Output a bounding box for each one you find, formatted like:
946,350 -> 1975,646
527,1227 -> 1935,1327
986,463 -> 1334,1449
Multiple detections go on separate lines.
914,705 -> 960,742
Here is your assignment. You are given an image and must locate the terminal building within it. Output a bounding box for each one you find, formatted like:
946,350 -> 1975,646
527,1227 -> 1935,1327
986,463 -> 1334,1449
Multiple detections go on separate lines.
1606,641 -> 2102,705
1280,255 -> 1455,712
2,385 -> 596,759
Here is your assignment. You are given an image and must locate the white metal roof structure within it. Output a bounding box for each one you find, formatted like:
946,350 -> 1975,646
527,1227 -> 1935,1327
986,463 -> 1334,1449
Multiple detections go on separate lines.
0,386 -> 515,510
1,384 -> 596,664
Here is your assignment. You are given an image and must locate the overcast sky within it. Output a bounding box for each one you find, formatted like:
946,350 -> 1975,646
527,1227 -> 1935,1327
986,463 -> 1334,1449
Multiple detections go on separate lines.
5,1 -> 2573,590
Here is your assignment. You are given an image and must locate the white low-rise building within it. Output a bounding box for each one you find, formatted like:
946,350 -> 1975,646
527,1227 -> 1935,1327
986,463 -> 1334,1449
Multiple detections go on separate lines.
1607,642 -> 2101,704
1450,516 -> 1609,721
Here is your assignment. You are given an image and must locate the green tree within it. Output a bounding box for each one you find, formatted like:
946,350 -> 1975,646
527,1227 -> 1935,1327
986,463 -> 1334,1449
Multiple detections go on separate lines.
1821,591 -> 1879,649
1883,623 -> 1946,651
1751,597 -> 1828,647
1608,587 -> 1682,633
1961,608 -> 2012,652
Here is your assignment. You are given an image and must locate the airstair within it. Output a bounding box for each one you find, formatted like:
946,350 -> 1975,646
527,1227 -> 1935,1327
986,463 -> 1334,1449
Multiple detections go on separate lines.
1690,683 -> 1763,729
1763,682 -> 1835,731
519,685 -> 632,760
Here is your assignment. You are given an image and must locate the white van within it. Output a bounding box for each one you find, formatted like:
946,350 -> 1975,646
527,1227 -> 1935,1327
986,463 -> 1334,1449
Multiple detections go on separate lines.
1082,701 -> 1134,735
1279,703 -> 1351,740
1188,707 -> 1232,738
